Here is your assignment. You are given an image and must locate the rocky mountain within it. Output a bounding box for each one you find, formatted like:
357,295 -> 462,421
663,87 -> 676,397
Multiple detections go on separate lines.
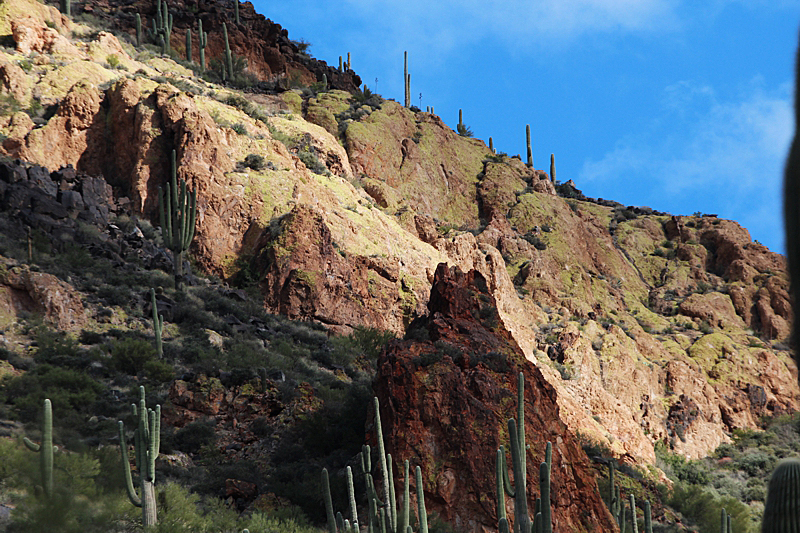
0,0 -> 795,530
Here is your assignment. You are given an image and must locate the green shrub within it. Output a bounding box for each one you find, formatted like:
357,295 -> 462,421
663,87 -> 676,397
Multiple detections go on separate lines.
174,420 -> 216,454
231,122 -> 247,135
297,149 -> 328,175
109,337 -> 156,375
3,364 -> 103,422
243,153 -> 266,170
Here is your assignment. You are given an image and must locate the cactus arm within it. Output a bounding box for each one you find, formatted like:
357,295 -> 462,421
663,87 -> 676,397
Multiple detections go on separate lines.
499,446 -> 514,498
496,448 -> 507,522
119,420 -> 142,507
22,437 -> 40,452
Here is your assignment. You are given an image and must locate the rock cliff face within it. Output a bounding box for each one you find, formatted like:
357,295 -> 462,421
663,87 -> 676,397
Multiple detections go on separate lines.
0,0 -> 797,473
374,264 -> 616,533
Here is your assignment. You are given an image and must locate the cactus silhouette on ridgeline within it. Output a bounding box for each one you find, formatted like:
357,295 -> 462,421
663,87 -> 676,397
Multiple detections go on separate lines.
404,51 -> 412,108
489,137 -> 494,153
347,52 -> 351,70
119,386 -> 161,527
526,125 -> 533,168
198,19 -> 207,71
22,399 -> 56,499
158,149 -> 197,291
550,154 -> 556,183
150,288 -> 163,357
339,56 -> 343,73
762,458 -> 800,533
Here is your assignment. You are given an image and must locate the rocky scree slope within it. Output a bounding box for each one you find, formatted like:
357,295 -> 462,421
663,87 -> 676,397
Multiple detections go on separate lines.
0,0 -> 796,478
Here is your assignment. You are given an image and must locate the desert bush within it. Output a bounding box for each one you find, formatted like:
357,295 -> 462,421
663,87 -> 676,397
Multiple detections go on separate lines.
109,337 -> 156,375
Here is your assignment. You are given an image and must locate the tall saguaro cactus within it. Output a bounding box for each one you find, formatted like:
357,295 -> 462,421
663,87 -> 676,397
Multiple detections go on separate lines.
526,125 -> 533,168
198,19 -> 207,71
497,373 -> 530,533
119,386 -> 161,527
23,399 -> 55,499
135,13 -> 143,47
550,154 -> 556,183
158,150 -> 197,291
61,0 -> 70,17
185,28 -> 192,63
150,0 -> 172,55
404,52 -> 410,108
223,23 -> 234,81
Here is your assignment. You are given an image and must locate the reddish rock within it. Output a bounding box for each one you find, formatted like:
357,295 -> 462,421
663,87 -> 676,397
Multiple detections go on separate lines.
0,264 -> 87,330
374,264 -> 615,533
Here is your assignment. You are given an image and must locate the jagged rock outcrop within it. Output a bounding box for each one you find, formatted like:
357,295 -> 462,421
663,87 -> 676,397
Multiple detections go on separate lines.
374,264 -> 616,533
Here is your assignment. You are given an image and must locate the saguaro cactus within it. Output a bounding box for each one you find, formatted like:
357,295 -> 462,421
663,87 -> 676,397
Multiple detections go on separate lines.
644,500 -> 652,533
630,494 -> 638,533
158,150 -> 197,291
526,125 -> 533,168
61,0 -> 70,17
198,19 -> 207,71
150,0 -> 172,55
550,154 -> 556,183
404,52 -> 410,108
496,372 -> 530,533
223,23 -> 234,81
23,399 -> 55,499
762,458 -> 800,533
135,13 -> 142,47
119,386 -> 161,526
185,28 -> 192,63
234,0 -> 239,25
150,288 -> 163,357
489,137 -> 494,153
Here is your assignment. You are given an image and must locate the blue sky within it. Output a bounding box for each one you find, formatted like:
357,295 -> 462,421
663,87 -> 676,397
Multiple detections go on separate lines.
253,0 -> 798,254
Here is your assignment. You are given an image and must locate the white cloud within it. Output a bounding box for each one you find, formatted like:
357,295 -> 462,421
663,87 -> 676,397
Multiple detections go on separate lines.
338,0 -> 682,57
579,78 -> 793,251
